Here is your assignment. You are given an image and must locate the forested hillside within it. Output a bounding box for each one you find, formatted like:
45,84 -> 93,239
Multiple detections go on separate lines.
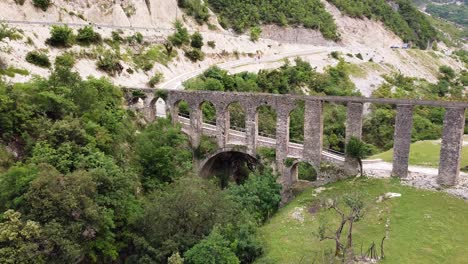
328,0 -> 438,49
426,2 -> 468,27
204,0 -> 339,40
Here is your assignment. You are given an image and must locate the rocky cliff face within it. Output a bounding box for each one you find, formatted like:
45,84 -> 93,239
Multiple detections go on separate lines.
0,0 -> 183,28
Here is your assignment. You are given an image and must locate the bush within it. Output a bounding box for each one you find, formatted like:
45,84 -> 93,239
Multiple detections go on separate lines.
207,40 -> 216,48
76,26 -> 101,45
184,229 -> 240,264
46,25 -> 74,47
14,0 -> 26,5
330,51 -> 340,60
55,53 -> 76,68
26,51 -> 50,68
227,169 -> 281,223
168,20 -> 190,47
250,26 -> 262,42
355,53 -> 363,60
32,0 -> 50,11
190,32 -> 203,49
96,50 -> 122,76
0,24 -> 22,41
185,48 -> 205,62
148,72 -> 164,88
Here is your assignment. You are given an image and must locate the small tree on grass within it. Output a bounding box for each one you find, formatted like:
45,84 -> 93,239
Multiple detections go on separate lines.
346,137 -> 372,177
318,194 -> 364,260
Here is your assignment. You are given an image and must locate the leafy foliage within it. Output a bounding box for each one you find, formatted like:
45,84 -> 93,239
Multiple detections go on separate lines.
134,118 -> 192,190
32,0 -> 50,11
328,0 -> 438,49
184,229 -> 240,264
228,169 -> 282,223
76,26 -> 102,45
207,0 -> 339,40
25,51 -> 51,68
46,25 -> 75,47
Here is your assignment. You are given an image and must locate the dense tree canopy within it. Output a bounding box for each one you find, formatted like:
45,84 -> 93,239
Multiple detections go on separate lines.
206,0 -> 339,40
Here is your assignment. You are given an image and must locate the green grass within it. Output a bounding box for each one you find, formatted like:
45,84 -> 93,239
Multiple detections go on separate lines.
371,140 -> 468,168
257,178 -> 468,263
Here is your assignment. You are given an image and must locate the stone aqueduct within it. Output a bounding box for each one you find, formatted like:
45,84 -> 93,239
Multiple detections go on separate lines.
127,88 -> 468,188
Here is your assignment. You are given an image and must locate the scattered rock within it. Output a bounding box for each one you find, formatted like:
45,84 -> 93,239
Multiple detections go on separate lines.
291,207 -> 305,223
376,192 -> 401,203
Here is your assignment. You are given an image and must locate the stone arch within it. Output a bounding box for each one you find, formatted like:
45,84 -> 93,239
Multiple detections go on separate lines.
227,102 -> 247,144
289,100 -> 305,144
199,100 -> 217,126
172,99 -> 191,123
199,147 -> 259,188
149,97 -> 168,119
289,159 -> 318,184
257,104 -> 277,139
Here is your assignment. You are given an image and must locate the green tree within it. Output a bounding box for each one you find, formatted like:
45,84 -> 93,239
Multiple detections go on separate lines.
168,20 -> 190,47
32,0 -> 50,11
135,118 -> 192,189
0,210 -> 45,264
76,26 -> 101,45
46,25 -> 75,47
345,137 -> 372,177
190,32 -> 204,49
184,229 -> 240,264
227,169 -> 282,223
134,177 -> 236,262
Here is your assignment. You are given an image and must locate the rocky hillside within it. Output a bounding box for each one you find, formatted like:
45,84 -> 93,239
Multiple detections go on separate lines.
0,0 -> 465,95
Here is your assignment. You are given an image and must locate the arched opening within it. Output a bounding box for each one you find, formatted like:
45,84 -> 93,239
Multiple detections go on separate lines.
291,161 -> 317,182
289,100 -> 305,144
200,101 -> 216,126
228,102 -> 246,131
152,97 -> 167,118
175,99 -> 190,120
227,102 -> 246,144
323,102 -> 346,153
257,104 -> 276,139
200,150 -> 259,188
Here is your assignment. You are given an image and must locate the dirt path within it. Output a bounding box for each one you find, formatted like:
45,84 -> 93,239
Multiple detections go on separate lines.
364,161 -> 468,200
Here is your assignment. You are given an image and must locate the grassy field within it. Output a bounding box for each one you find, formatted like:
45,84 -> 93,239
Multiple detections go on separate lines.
371,139 -> 468,168
256,178 -> 468,263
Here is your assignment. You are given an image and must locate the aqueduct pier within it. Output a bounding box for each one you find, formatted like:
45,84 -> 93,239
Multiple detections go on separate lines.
127,88 -> 468,188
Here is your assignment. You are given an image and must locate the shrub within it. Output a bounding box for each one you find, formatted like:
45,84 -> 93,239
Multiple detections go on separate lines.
26,51 -> 50,68
190,32 -> 203,49
330,51 -> 340,60
185,48 -> 205,62
250,26 -> 262,42
76,26 -> 101,45
55,53 -> 76,68
168,20 -> 190,47
148,72 -> 164,88
96,50 -> 122,76
355,53 -> 363,60
14,0 -> 26,5
46,25 -> 74,47
32,0 -> 50,11
184,229 -> 240,264
207,40 -> 216,48
0,24 -> 22,41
